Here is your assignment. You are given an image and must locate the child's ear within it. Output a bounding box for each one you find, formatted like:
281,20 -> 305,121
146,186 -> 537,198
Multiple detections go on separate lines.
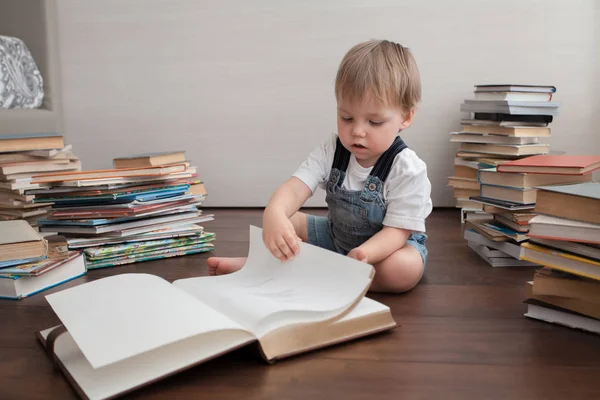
399,108 -> 415,130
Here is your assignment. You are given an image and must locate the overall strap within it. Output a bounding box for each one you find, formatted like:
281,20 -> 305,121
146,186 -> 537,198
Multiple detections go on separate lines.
332,137 -> 351,172
370,136 -> 408,182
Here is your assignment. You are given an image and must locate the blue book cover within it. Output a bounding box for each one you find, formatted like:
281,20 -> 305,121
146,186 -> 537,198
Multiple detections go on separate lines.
34,186 -> 189,205
0,256 -> 47,268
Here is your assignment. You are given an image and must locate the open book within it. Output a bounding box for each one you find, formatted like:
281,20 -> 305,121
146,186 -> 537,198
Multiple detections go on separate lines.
37,226 -> 396,400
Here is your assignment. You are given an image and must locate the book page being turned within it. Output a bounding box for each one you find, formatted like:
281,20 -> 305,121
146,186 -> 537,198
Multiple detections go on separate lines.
173,226 -> 374,338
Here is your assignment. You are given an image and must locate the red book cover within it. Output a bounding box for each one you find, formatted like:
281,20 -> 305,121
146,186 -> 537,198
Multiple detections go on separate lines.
497,155 -> 600,175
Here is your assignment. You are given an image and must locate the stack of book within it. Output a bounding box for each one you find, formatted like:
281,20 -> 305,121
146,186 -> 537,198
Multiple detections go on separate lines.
0,220 -> 86,300
520,180 -> 600,334
26,151 -> 216,270
449,84 -> 558,222
463,155 -> 598,267
0,133 -> 81,228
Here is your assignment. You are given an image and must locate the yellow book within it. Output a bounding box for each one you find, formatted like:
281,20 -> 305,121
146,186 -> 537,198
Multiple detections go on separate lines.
521,242 -> 600,281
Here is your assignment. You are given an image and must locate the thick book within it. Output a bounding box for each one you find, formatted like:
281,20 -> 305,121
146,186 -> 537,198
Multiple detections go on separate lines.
527,215 -> 600,244
0,252 -> 85,300
459,142 -> 549,156
37,226 -> 396,400
529,238 -> 600,261
0,133 -> 64,153
496,155 -> 600,175
460,100 -> 560,116
526,280 -> 600,320
533,267 -> 600,305
534,182 -> 600,224
524,300 -> 600,335
0,220 -> 47,262
467,242 -> 538,267
520,242 -> 600,281
480,184 -> 537,204
477,168 -> 591,189
463,228 -> 531,260
472,113 -> 553,123
30,164 -> 189,184
461,124 -> 550,137
113,151 -> 186,169
450,132 -> 539,145
473,92 -> 552,102
0,159 -> 81,176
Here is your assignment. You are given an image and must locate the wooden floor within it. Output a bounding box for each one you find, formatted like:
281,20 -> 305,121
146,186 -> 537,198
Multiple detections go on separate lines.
2,208 -> 600,399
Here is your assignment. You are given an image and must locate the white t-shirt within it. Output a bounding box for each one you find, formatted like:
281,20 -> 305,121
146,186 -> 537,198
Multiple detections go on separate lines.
293,133 -> 433,232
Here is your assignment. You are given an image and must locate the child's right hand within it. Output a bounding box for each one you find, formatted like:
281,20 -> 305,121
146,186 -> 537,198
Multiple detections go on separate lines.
262,209 -> 301,262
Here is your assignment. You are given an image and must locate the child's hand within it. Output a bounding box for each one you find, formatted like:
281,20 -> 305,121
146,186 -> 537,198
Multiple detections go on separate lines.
262,210 -> 301,262
348,247 -> 369,263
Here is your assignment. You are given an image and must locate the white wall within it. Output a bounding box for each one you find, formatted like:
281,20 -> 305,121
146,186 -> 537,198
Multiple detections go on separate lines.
56,0 -> 600,207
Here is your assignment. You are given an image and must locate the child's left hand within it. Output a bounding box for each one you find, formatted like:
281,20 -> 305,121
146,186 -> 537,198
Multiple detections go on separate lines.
348,247 -> 369,263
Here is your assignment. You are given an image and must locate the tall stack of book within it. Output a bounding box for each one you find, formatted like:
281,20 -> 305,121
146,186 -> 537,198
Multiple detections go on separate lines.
519,178 -> 600,334
448,84 -> 558,222
0,220 -> 86,300
465,155 -> 597,267
26,151 -> 216,270
0,133 -> 81,229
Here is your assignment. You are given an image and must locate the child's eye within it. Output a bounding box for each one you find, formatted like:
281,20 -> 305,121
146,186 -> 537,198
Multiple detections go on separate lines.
340,116 -> 353,122
369,120 -> 384,126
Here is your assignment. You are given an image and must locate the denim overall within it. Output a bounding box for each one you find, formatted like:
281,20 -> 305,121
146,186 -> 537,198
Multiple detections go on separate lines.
307,136 -> 428,265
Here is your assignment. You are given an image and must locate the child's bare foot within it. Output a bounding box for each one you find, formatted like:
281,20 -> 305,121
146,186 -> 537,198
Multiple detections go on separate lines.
207,257 -> 247,276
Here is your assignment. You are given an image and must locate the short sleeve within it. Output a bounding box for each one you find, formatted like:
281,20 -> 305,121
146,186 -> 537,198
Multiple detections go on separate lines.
382,149 -> 433,232
292,133 -> 337,193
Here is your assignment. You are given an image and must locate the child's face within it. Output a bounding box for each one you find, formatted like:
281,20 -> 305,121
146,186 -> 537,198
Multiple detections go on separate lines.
337,93 -> 414,168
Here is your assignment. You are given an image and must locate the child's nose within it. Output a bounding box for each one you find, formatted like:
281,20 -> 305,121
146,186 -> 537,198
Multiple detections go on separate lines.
351,123 -> 367,137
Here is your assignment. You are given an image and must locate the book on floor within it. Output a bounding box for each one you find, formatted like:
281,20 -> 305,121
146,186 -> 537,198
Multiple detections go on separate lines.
0,252 -> 85,300
463,228 -> 525,259
37,226 -> 396,400
467,242 -> 538,267
524,297 -> 600,335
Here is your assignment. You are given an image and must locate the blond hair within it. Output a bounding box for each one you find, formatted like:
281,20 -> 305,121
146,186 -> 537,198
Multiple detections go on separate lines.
335,40 -> 421,111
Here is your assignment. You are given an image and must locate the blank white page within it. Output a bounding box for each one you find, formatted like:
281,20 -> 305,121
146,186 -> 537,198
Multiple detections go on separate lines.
174,226 -> 373,337
45,273 -> 248,369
